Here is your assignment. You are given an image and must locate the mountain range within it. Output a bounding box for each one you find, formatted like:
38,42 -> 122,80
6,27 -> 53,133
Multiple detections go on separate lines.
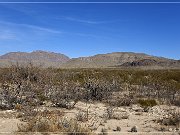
0,51 -> 179,68
0,51 -> 70,68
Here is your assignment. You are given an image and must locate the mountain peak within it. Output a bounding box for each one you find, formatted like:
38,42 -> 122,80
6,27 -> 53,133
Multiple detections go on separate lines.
0,50 -> 70,67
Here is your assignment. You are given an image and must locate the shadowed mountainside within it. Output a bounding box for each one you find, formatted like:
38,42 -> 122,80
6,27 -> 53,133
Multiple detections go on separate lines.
120,58 -> 180,67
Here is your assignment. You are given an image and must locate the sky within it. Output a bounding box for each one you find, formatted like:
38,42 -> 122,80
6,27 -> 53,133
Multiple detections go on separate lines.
0,0 -> 180,59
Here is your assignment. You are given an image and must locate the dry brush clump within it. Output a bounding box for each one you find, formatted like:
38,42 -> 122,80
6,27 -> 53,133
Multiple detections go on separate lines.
17,109 -> 93,135
76,111 -> 88,122
104,106 -> 129,120
0,63 -> 46,110
83,78 -> 115,102
46,81 -> 83,109
157,111 -> 180,127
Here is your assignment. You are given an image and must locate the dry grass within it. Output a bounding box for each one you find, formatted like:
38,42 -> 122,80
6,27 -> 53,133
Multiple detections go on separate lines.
17,109 -> 93,135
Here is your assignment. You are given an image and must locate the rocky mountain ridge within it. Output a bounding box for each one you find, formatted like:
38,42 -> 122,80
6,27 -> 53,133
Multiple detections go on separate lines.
61,52 -> 179,68
0,51 -> 179,68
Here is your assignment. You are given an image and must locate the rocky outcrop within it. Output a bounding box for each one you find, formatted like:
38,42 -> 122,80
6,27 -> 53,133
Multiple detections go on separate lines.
121,59 -> 180,68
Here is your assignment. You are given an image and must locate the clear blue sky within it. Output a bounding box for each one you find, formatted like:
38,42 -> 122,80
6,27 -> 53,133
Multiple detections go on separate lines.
0,0 -> 180,59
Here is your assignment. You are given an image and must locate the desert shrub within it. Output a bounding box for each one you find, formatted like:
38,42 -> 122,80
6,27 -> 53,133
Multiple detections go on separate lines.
172,99 -> 180,107
17,110 -> 92,135
157,112 -> 180,127
18,106 -> 38,122
83,78 -> 117,102
104,106 -> 129,120
2,63 -> 42,84
108,96 -> 133,107
138,99 -> 157,107
18,110 -> 63,132
64,119 -> 92,135
0,63 -> 47,110
106,107 -> 114,119
14,103 -> 22,111
76,111 -> 88,122
48,82 -> 80,109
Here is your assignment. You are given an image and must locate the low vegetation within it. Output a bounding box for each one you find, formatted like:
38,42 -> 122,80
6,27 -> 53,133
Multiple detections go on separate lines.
17,109 -> 92,135
138,99 -> 157,108
0,63 -> 179,133
157,111 -> 180,127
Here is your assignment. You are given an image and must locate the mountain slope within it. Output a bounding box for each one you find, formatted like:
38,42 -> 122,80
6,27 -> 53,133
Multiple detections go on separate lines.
62,52 -> 179,68
120,59 -> 180,67
0,50 -> 70,67
0,51 -> 179,68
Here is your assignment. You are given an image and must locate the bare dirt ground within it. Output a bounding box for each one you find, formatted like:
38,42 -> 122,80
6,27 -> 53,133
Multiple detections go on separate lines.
0,102 -> 179,135
0,110 -> 21,134
73,102 -> 180,135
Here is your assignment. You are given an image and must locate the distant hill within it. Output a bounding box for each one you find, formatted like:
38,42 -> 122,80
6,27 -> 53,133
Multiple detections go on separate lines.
61,52 -> 180,68
0,50 -> 70,67
0,51 -> 179,68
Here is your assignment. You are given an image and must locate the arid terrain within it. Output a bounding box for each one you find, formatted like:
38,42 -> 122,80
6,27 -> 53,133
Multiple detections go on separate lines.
0,52 -> 179,134
1,0 -> 180,133
0,102 -> 179,135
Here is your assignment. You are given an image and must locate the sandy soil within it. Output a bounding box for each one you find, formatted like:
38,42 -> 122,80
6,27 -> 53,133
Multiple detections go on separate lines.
0,102 -> 179,135
0,110 -> 21,134
71,102 -> 179,134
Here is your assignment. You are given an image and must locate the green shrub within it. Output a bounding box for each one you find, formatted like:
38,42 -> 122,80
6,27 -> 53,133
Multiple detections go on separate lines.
138,99 -> 157,107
